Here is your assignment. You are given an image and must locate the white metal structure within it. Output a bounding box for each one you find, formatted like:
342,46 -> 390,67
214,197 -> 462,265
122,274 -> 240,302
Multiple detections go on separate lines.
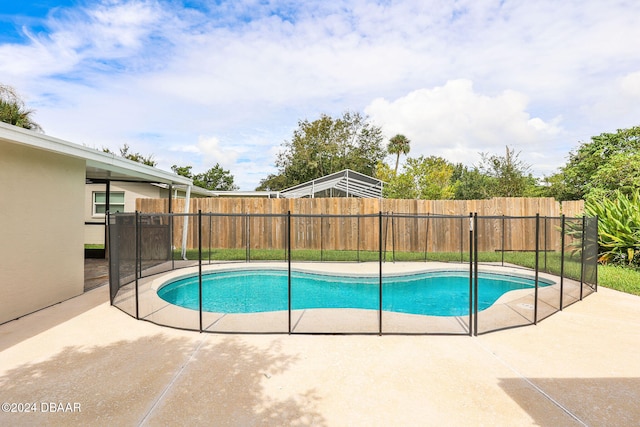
279,169 -> 384,198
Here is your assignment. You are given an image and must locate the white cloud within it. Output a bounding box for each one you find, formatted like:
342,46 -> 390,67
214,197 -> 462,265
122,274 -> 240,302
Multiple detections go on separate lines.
196,136 -> 237,165
621,71 -> 640,98
170,144 -> 200,154
2,0 -> 640,188
0,0 -> 167,79
366,80 -> 564,171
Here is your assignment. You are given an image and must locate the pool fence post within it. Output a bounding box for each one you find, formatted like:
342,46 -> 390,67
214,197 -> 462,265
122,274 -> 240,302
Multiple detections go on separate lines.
170,213 -> 175,271
106,211 -> 113,305
198,210 -> 203,333
544,217 -> 549,271
468,213 -> 473,337
382,212 -> 388,262
501,216 -> 505,266
425,213 -> 430,262
379,210 -> 383,336
136,211 -> 141,279
594,216 -> 599,292
534,213 -> 540,325
473,213 -> 478,337
288,211 -> 292,334
320,214 -> 324,262
245,213 -> 250,262
357,214 -> 361,263
458,215 -> 463,263
579,215 -> 586,300
208,214 -> 212,264
135,211 -> 140,320
559,215 -> 566,310
391,212 -> 396,263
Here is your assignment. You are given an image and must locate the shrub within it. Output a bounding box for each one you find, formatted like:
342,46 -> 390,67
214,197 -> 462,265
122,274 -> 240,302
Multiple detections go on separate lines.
586,190 -> 640,266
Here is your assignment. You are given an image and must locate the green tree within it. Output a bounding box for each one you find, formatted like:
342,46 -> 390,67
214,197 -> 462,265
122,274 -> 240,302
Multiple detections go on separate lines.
451,164 -> 494,200
172,164 -> 238,191
553,126 -> 640,200
170,165 -> 194,179
257,111 -> 385,191
0,84 -> 43,132
381,155 -> 456,199
103,144 -> 157,167
387,134 -> 411,175
589,152 -> 640,198
376,162 -> 414,199
477,146 -> 538,197
540,172 -> 572,201
194,164 -> 238,191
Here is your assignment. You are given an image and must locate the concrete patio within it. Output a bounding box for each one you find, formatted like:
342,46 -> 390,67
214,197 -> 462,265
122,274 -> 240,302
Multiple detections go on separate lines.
0,267 -> 639,426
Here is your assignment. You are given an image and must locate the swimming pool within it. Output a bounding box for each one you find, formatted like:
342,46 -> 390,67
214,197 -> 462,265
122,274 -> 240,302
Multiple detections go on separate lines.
157,269 -> 552,317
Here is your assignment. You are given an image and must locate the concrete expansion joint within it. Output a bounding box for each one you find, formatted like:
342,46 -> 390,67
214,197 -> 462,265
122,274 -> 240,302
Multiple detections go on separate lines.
474,339 -> 589,427
137,335 -> 208,426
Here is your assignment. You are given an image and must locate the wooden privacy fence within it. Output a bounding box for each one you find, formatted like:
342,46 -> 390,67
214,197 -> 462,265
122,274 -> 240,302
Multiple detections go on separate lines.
135,197 -> 585,253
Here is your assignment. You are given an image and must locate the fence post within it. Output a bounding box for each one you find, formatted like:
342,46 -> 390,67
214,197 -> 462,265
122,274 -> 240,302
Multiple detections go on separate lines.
534,213 -> 540,325
287,211 -> 292,334
579,215 -> 586,300
245,213 -> 250,262
501,216 -> 505,266
357,214 -> 361,263
170,213 -> 175,271
468,213 -> 473,337
594,216 -> 599,292
382,212 -> 388,262
544,217 -> 549,271
320,215 -> 324,262
208,214 -> 212,264
198,210 -> 203,333
559,215 -> 566,310
425,213 -> 430,262
107,211 -> 113,305
473,213 -> 479,336
458,215 -> 463,263
135,211 -> 140,320
391,212 -> 396,263
379,211 -> 383,336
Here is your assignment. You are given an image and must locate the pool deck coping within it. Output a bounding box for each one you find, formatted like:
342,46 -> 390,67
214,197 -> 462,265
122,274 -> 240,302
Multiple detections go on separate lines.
127,261 -> 575,335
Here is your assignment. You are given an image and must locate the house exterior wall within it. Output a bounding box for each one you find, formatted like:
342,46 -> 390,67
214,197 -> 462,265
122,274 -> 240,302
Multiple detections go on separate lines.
84,182 -> 162,245
0,140 -> 85,324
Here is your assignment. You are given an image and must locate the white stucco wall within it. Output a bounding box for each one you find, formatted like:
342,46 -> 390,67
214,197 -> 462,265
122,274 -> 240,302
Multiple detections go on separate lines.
0,140 -> 85,324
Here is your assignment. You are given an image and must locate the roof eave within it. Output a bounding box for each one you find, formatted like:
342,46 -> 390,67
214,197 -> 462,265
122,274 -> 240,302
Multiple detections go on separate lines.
0,122 -> 192,186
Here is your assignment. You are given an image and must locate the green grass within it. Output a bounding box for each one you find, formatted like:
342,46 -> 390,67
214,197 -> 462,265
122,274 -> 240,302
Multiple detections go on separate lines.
175,248 -> 471,263
170,247 -> 640,296
85,244 -> 105,249
598,265 -> 640,296
172,248 -> 579,277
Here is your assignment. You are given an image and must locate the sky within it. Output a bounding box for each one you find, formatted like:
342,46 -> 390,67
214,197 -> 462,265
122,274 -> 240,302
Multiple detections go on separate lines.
1,0 -> 639,190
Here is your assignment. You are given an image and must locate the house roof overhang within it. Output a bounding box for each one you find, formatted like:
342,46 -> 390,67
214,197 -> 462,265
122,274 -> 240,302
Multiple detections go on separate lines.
0,122 -> 193,186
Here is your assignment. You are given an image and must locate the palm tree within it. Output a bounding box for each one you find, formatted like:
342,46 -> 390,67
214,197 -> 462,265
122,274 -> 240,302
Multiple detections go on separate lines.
387,134 -> 411,175
0,84 -> 43,132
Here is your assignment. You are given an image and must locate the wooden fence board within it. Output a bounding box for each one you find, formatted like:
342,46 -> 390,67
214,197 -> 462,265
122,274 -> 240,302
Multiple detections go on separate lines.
135,197 -> 585,252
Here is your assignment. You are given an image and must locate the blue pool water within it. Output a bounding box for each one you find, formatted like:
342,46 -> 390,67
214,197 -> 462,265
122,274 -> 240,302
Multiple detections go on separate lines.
157,269 -> 551,317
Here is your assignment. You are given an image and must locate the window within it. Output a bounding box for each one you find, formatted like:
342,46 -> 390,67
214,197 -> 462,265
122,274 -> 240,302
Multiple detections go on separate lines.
93,192 -> 125,216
